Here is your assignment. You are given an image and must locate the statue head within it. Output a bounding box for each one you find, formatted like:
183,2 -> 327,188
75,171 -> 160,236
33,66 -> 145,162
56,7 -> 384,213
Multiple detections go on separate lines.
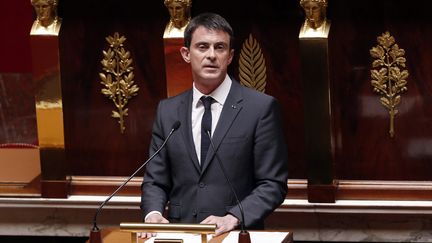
300,0 -> 327,29
164,0 -> 192,29
30,0 -> 58,27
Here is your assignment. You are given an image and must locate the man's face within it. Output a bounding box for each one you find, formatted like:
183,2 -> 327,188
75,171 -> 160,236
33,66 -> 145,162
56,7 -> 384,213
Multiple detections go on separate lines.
167,2 -> 185,28
303,1 -> 323,28
181,26 -> 234,92
33,0 -> 54,26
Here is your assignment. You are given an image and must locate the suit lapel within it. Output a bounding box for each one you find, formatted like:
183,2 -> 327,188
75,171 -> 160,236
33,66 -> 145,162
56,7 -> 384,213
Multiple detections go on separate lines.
178,91 -> 201,173
200,81 -> 243,174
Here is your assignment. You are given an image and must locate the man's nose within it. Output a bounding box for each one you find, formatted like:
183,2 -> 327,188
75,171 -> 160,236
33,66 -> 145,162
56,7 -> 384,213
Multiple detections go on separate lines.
206,47 -> 216,59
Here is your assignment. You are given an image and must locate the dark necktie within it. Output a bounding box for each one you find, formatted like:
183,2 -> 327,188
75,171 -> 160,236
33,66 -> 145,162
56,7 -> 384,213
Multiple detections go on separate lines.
200,96 -> 213,167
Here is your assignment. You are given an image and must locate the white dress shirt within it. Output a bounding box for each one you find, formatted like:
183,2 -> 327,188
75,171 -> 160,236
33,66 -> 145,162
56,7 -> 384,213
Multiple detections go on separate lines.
192,75 -> 232,164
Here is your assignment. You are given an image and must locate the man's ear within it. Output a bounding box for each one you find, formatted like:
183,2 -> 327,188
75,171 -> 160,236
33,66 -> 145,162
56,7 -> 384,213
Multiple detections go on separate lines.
227,49 -> 234,65
180,47 -> 191,63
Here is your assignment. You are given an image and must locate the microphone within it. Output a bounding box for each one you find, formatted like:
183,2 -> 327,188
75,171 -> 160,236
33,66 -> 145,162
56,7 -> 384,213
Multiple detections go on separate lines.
206,131 -> 251,243
90,121 -> 181,243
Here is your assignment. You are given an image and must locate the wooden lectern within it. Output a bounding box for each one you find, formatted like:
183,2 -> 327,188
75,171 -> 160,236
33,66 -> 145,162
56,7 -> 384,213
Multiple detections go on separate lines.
121,222 -> 216,243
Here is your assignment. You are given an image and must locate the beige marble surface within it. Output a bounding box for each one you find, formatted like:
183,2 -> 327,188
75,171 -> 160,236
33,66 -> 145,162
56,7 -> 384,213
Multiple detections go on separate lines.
0,197 -> 432,242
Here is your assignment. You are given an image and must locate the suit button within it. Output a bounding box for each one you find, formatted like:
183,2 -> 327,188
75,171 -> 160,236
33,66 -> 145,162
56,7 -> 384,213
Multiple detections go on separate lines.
199,182 -> 205,188
192,210 -> 197,217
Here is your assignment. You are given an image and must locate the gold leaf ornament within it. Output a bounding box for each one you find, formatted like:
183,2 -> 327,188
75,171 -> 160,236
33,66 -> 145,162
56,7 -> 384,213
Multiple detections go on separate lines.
239,34 -> 267,92
100,32 -> 139,134
370,31 -> 408,138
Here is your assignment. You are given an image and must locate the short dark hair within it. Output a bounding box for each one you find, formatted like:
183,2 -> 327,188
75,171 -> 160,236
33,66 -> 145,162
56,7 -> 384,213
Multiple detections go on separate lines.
184,12 -> 234,49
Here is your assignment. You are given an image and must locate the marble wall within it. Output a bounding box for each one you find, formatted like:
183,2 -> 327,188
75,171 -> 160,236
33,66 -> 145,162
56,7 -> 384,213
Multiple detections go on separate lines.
1,197 -> 431,242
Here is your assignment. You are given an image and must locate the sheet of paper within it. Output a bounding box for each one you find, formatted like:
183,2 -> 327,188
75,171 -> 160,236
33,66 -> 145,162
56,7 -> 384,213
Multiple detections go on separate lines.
145,233 -> 213,243
222,231 -> 288,243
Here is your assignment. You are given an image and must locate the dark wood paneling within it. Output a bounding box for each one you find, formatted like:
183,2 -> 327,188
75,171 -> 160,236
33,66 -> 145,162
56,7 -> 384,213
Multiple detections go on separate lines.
59,0 -> 308,179
0,1 -> 33,72
0,73 -> 37,145
60,0 -> 432,182
329,0 -> 432,180
58,1 -> 168,176
193,0 -> 307,179
16,0 -> 432,197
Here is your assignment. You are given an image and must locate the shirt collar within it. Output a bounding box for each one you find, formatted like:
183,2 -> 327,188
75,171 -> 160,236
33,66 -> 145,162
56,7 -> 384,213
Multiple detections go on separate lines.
192,75 -> 232,107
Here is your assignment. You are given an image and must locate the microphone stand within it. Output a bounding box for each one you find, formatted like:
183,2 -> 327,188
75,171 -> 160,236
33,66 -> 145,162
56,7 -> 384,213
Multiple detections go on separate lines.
206,131 -> 251,243
89,121 -> 180,243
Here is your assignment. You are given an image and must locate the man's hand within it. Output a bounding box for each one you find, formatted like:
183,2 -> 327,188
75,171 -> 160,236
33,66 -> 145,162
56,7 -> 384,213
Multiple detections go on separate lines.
200,214 -> 239,236
137,213 -> 169,239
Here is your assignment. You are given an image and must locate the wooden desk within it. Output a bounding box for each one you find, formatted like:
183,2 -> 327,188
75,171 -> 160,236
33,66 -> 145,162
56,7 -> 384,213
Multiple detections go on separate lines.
88,228 -> 293,243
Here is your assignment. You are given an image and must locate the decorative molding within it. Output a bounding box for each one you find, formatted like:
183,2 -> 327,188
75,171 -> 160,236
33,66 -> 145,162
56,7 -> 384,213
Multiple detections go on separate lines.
68,177 -> 432,201
239,34 -> 267,92
69,176 -> 141,196
337,180 -> 432,200
370,31 -> 408,138
308,182 -> 337,203
100,32 -> 139,134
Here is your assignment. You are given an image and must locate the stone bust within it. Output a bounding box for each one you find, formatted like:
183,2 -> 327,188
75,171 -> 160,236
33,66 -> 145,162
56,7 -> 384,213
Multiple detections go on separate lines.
163,0 -> 192,38
30,0 -> 61,35
299,0 -> 330,38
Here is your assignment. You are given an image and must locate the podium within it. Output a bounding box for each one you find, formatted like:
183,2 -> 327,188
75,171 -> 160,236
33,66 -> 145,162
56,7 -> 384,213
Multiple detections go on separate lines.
121,222 -> 216,243
86,223 -> 293,243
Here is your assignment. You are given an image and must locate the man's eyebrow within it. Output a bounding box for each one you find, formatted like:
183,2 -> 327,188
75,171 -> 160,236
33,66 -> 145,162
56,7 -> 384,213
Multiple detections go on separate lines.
214,41 -> 229,46
194,41 -> 209,45
193,41 -> 229,47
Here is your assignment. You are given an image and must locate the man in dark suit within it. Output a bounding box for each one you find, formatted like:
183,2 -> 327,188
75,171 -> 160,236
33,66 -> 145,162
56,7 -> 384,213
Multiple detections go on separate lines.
141,12 -> 288,237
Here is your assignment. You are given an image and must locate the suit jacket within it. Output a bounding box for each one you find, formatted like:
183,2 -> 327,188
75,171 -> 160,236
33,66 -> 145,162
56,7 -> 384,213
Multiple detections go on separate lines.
141,80 -> 288,228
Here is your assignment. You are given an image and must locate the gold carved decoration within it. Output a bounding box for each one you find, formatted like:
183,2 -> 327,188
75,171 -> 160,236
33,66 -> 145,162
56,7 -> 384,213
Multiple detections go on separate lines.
239,34 -> 267,92
370,31 -> 408,138
100,32 -> 139,134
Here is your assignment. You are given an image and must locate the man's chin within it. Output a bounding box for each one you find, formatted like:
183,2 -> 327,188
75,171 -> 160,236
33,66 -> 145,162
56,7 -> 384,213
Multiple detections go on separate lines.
202,73 -> 222,80
197,73 -> 224,83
